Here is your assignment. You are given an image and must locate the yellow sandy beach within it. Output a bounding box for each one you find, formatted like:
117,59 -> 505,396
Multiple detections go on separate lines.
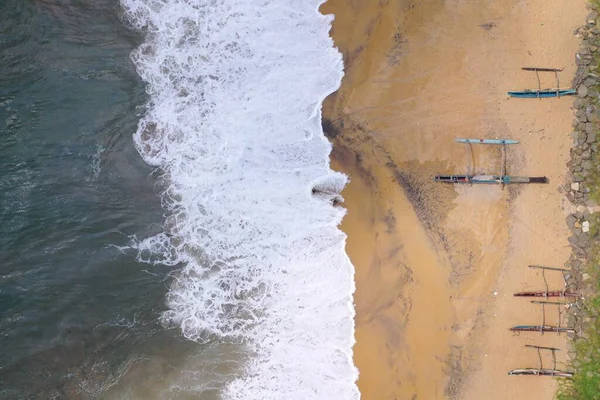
321,0 -> 588,398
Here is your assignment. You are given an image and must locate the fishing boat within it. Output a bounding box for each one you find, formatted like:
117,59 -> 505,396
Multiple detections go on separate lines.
434,175 -> 548,184
435,139 -> 547,185
514,290 -> 581,298
455,138 -> 519,145
508,368 -> 573,378
510,325 -> 574,333
509,345 -> 572,378
508,89 -> 577,98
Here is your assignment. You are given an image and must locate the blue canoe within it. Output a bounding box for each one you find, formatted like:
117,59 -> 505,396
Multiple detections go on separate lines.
508,89 -> 577,98
455,138 -> 519,145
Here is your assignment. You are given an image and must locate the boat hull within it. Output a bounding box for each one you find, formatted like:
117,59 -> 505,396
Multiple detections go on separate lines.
514,291 -> 580,298
508,369 -> 573,378
455,138 -> 519,145
510,325 -> 574,333
508,89 -> 577,98
434,175 -> 548,184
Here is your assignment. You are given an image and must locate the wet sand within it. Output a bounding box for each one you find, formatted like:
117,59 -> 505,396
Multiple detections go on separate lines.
321,0 -> 587,398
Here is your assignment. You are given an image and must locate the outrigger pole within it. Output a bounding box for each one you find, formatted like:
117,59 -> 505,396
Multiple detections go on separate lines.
434,139 -> 548,185
509,345 -> 573,378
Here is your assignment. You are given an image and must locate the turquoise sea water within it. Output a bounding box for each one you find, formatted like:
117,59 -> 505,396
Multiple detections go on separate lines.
0,1 -> 206,398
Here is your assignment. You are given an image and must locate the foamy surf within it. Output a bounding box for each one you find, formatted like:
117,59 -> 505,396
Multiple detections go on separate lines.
119,0 -> 358,398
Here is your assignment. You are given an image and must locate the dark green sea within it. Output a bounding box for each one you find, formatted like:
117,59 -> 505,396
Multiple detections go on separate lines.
0,1 -> 208,398
1,0 -> 359,398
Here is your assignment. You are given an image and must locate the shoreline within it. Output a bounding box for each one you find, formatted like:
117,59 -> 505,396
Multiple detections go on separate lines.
322,0 -> 588,398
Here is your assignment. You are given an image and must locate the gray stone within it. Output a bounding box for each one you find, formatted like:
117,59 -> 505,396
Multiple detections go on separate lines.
587,132 -> 597,143
580,47 -> 592,55
567,214 -> 578,229
574,98 -> 584,109
578,84 -> 589,98
572,182 -> 581,191
574,174 -> 585,182
582,160 -> 594,170
584,77 -> 598,87
582,149 -> 592,159
586,122 -> 595,135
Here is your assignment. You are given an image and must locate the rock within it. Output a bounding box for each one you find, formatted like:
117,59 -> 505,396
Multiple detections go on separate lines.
582,160 -> 594,170
586,123 -> 595,135
584,77 -> 598,87
583,273 -> 591,281
567,214 -> 578,229
588,11 -> 599,21
574,98 -> 584,109
587,132 -> 597,143
578,84 -> 590,98
574,174 -> 585,182
580,46 -> 592,55
572,182 -> 581,191
583,220 -> 591,233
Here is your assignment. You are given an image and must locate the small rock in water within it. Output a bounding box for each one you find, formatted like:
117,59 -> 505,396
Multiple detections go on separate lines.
582,220 -> 590,233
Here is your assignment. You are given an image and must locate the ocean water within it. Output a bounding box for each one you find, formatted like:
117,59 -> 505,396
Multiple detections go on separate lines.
0,0 -> 357,398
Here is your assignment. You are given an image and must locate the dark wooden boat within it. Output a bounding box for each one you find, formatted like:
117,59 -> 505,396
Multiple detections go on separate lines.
513,290 -> 581,298
434,175 -> 548,184
510,325 -> 574,333
508,368 -> 573,377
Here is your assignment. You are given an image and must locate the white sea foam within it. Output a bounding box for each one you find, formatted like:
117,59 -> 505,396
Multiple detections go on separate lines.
120,0 -> 358,398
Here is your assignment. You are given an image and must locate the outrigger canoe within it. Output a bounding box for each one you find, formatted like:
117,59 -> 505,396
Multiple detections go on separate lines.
508,89 -> 577,98
514,290 -> 581,298
509,325 -> 574,333
508,369 -> 573,378
434,175 -> 548,184
455,138 -> 519,145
